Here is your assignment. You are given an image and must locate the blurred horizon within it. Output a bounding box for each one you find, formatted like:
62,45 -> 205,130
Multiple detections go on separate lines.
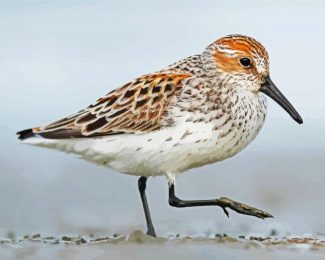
0,0 -> 324,240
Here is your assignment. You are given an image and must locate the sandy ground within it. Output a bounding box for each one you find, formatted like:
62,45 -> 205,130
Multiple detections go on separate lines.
1,231 -> 325,260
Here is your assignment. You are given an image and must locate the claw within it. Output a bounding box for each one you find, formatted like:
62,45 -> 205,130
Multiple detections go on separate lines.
222,207 -> 229,218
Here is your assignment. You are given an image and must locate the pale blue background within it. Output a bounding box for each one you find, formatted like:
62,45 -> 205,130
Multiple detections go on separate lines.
0,0 -> 324,241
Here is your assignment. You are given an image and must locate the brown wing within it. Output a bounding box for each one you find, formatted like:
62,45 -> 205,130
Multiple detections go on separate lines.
33,73 -> 192,139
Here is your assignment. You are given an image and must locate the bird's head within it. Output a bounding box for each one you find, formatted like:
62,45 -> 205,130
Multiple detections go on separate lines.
207,34 -> 303,124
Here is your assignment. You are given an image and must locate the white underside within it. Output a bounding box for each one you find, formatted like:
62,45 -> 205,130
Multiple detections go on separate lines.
22,111 -> 265,179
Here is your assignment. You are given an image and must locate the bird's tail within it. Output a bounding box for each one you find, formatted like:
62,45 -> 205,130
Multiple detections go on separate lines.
17,129 -> 35,140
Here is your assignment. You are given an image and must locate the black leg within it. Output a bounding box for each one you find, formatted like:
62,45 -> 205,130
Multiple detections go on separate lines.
168,181 -> 273,219
169,183 -> 222,207
138,176 -> 156,237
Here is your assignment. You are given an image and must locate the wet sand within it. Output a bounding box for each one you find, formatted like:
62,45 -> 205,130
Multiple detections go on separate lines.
1,231 -> 325,259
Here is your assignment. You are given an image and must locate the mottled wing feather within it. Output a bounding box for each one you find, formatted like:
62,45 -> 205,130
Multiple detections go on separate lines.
34,73 -> 192,138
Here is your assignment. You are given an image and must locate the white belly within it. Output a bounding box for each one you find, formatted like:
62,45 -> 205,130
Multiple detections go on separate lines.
23,105 -> 266,178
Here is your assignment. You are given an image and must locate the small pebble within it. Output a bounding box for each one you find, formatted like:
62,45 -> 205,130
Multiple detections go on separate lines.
6,231 -> 16,240
176,234 -> 180,238
93,237 -> 109,242
239,235 -> 245,239
50,240 -> 60,245
62,236 -> 72,241
44,236 -> 55,240
250,236 -> 264,241
270,229 -> 278,236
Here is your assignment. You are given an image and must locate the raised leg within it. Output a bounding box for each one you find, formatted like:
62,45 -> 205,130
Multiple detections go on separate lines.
138,176 -> 156,237
168,179 -> 273,219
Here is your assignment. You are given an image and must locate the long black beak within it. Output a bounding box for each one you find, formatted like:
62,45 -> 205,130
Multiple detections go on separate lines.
260,76 -> 303,124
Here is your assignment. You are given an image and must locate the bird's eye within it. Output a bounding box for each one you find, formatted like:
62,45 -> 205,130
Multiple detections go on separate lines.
239,57 -> 252,68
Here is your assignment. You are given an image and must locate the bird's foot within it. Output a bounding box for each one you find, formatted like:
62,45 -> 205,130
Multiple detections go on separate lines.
216,197 -> 273,219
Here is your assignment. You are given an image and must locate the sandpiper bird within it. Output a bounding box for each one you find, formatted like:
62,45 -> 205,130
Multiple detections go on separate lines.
17,34 -> 303,237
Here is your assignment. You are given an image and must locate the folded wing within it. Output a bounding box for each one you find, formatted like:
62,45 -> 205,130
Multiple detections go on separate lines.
32,73 -> 192,139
